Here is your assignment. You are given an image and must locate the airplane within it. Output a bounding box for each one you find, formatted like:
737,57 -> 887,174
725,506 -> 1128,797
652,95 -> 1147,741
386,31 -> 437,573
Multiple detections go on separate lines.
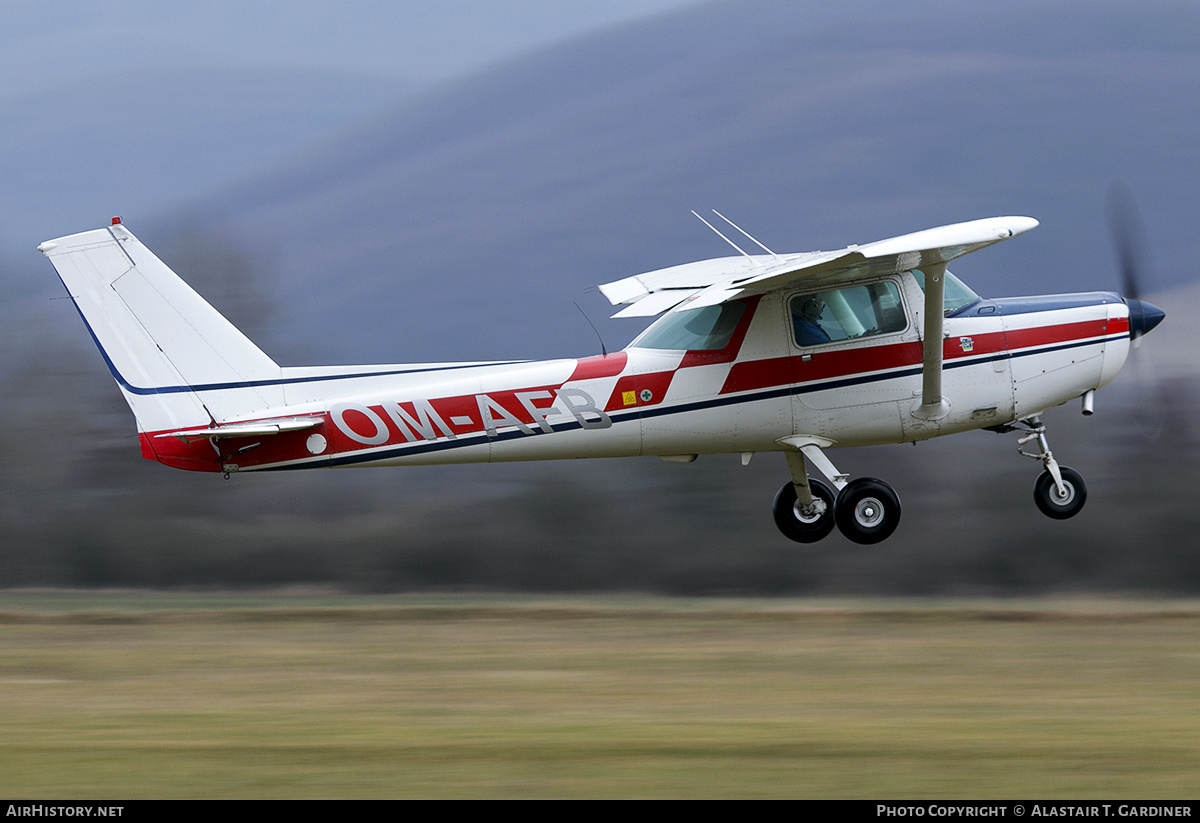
39,213 -> 1164,545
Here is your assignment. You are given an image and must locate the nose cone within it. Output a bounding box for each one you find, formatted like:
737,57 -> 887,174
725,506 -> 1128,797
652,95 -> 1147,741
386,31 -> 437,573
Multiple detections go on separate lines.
1126,298 -> 1166,338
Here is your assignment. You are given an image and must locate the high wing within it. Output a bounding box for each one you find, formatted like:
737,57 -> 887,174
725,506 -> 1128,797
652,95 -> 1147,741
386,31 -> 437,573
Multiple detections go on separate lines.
600,215 -> 1039,422
598,216 -> 1039,318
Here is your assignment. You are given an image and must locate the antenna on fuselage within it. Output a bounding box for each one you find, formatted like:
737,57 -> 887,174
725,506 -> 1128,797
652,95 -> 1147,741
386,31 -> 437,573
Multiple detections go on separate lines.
573,300 -> 608,357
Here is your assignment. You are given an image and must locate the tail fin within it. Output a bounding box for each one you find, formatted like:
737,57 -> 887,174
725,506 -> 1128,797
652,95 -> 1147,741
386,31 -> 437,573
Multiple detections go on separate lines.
39,220 -> 284,437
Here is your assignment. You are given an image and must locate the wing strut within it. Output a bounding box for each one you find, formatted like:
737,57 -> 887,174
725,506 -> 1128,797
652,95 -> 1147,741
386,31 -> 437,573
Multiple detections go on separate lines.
913,262 -> 950,420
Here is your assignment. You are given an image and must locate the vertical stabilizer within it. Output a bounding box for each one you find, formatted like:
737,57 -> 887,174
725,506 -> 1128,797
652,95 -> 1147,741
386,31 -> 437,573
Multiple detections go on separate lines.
39,222 -> 284,434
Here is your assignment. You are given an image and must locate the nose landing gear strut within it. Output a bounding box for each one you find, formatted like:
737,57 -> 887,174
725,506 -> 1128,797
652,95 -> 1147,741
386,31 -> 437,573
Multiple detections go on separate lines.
1014,416 -> 1088,520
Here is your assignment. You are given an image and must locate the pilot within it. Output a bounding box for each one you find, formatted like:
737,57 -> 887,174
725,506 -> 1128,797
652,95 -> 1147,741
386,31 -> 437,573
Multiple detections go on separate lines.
793,294 -> 831,346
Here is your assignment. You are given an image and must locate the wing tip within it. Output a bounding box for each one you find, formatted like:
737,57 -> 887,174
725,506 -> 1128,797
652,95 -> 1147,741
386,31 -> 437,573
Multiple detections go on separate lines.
1007,215 -> 1039,236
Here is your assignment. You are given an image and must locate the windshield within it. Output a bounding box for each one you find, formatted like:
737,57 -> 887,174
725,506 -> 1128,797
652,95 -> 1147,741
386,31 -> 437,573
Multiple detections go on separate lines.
632,302 -> 747,351
912,269 -> 981,315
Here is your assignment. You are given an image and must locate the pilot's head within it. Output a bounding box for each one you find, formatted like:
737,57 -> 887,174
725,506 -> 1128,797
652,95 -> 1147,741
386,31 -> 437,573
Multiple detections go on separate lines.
799,295 -> 824,320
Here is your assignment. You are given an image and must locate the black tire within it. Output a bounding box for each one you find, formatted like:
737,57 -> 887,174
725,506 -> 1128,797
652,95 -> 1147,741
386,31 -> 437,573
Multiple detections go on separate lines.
773,479 -> 836,543
834,477 -> 901,545
1033,466 -> 1087,519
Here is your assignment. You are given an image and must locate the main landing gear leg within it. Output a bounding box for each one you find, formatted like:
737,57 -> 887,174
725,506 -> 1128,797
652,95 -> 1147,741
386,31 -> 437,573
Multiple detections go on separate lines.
1015,415 -> 1087,519
773,439 -> 902,545
772,449 -> 837,543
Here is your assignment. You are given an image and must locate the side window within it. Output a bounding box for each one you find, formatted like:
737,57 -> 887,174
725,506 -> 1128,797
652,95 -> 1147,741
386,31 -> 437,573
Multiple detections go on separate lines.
790,281 -> 906,347
911,269 -> 982,315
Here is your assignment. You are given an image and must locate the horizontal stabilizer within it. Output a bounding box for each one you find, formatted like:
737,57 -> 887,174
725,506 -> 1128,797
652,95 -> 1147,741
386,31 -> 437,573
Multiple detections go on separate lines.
154,417 -> 324,443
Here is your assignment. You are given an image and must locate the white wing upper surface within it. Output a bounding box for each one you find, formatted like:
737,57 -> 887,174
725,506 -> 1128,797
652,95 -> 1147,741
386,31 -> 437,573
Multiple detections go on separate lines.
598,216 -> 1038,317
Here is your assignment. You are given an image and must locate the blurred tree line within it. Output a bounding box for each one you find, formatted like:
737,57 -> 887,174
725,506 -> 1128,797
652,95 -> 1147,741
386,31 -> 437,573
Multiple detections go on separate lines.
3,235 -> 1197,595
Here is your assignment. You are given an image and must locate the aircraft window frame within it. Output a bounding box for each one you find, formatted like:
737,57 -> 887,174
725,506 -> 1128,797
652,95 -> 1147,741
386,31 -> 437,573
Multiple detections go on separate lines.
789,279 -> 908,349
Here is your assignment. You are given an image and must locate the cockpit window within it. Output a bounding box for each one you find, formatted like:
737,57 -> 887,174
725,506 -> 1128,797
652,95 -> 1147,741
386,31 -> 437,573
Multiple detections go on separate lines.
912,269 -> 981,315
790,281 -> 906,347
632,301 -> 747,351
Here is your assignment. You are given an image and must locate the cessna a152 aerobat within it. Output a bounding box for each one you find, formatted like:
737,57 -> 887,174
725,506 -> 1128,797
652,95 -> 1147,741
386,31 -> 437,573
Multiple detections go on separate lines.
40,214 -> 1164,544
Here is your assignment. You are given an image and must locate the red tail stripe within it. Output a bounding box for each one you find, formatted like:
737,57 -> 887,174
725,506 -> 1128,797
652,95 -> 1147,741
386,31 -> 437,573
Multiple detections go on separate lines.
569,351 -> 627,381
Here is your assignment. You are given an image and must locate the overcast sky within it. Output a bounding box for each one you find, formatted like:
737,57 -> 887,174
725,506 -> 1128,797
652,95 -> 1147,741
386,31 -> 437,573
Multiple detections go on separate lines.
3,0 -> 709,94
1,0 -> 712,253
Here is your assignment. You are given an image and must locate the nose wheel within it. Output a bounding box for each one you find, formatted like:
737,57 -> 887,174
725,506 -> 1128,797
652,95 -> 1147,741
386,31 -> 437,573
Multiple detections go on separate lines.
1033,465 -> 1087,519
1014,416 -> 1088,520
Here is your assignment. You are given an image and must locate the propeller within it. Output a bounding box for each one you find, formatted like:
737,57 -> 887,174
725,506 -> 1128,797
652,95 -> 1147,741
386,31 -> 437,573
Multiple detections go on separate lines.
1105,182 -> 1168,441
1107,181 -> 1166,345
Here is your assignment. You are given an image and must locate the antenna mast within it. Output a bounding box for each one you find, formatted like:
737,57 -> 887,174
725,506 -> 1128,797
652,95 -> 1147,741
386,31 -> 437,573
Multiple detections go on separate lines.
573,301 -> 608,357
691,210 -> 751,260
711,210 -> 782,262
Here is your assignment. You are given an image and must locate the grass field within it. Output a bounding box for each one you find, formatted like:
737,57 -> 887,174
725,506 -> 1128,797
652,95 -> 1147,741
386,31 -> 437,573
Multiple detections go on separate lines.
0,592 -> 1198,798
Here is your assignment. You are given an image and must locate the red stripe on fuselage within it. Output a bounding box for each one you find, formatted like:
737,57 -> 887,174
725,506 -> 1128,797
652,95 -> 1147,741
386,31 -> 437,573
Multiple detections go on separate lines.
569,351 -> 627,380
605,370 -> 675,412
721,340 -> 924,395
721,318 -> 1115,396
1004,318 -> 1117,349
604,297 -> 762,410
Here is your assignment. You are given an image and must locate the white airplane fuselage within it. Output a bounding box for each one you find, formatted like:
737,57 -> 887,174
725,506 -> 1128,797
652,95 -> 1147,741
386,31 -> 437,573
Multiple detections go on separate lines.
139,276 -> 1132,475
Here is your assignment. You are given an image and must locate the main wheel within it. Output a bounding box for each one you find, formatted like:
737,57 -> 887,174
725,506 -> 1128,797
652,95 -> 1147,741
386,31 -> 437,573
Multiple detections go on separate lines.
773,479 -> 836,543
834,477 -> 901,544
1033,466 -> 1087,519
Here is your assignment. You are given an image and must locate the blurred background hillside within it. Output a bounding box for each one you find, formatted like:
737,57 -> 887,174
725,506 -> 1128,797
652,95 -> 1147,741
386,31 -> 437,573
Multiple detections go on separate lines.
2,0 -> 1198,594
